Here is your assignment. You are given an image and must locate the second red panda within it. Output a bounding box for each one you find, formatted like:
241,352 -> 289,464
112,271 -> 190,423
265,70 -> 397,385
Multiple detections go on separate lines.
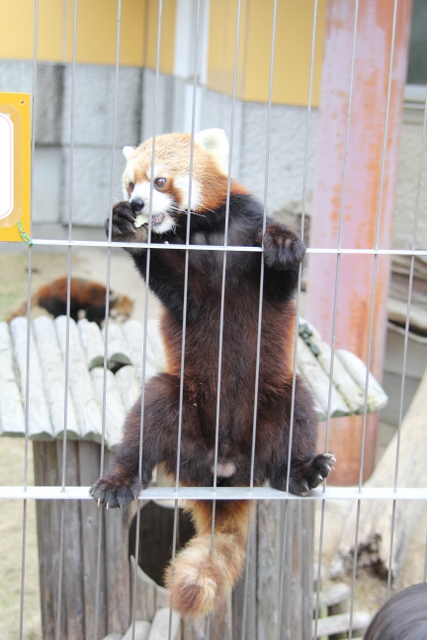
7,276 -> 133,326
90,128 -> 335,616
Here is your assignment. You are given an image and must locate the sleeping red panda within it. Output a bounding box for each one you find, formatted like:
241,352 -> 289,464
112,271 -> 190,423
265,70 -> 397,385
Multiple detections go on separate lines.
90,128 -> 335,616
7,276 -> 133,326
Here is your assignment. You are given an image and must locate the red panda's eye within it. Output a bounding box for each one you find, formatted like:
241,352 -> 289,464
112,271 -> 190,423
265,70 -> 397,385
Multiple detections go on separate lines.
155,177 -> 166,188
128,182 -> 134,193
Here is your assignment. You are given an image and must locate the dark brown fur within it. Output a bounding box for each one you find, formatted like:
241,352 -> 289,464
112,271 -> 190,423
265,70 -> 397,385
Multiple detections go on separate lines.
90,137 -> 334,615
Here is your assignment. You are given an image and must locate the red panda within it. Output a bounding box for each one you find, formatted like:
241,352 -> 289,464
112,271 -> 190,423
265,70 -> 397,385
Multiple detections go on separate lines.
7,276 -> 133,326
90,128 -> 335,616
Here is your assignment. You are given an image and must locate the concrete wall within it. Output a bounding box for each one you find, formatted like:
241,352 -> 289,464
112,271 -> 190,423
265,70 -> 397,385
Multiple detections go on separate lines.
0,60 -> 425,251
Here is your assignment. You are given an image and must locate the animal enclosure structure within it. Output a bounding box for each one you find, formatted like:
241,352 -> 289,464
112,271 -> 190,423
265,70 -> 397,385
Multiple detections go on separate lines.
0,1 -> 427,640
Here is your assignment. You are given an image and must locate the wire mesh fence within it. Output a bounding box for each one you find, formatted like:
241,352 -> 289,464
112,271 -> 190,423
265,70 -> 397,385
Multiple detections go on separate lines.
0,0 -> 426,639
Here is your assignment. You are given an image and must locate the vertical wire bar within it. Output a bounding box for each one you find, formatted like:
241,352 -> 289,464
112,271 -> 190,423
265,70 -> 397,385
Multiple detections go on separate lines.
92,2 -> 123,638
207,3 -> 243,637
129,3 -> 163,637
276,2 -> 322,638
211,0 -> 243,500
386,82 -> 427,597
349,2 -> 399,637
56,2 -> 78,638
313,2 -> 359,637
19,4 -> 39,637
241,0 -> 278,634
168,3 -> 203,638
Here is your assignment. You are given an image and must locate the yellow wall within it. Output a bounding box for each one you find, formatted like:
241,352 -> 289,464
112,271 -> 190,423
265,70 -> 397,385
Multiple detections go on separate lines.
0,0 -> 324,106
0,0 -> 175,73
207,0 -> 326,106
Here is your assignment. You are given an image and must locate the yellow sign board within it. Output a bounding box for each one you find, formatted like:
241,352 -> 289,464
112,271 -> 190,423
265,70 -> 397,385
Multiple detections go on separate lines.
0,93 -> 31,243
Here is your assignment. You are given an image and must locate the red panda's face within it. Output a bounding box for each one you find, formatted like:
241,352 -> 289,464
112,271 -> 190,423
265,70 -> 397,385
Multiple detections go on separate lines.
121,130 -> 230,235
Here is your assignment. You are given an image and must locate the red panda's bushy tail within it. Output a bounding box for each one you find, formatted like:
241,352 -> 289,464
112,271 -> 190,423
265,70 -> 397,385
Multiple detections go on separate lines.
165,499 -> 252,617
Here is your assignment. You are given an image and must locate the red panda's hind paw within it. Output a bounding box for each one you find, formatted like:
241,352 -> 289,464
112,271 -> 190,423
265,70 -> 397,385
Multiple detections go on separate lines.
288,452 -> 336,495
263,223 -> 306,270
90,474 -> 142,509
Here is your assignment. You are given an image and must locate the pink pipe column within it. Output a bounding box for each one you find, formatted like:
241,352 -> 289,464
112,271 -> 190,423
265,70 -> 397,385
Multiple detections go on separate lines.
305,0 -> 412,484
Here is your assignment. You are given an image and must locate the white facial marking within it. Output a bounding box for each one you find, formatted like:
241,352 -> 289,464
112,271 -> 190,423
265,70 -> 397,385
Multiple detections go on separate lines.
174,175 -> 201,210
131,181 -> 175,234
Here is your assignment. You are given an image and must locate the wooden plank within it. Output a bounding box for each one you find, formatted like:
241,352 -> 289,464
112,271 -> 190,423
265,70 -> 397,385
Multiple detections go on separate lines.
9,317 -> 54,440
257,500 -> 314,640
90,368 -> 126,450
313,612 -> 371,637
335,349 -> 388,413
104,449 -> 138,634
32,316 -> 79,439
78,441 -> 108,640
78,318 -> 106,369
233,521 -> 256,640
56,439 -> 86,639
115,365 -> 142,411
0,321 -> 26,436
33,441 -> 61,639
55,316 -> 103,441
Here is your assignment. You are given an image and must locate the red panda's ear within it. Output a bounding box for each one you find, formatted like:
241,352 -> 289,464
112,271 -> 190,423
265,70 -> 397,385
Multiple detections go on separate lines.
123,145 -> 135,161
194,128 -> 229,176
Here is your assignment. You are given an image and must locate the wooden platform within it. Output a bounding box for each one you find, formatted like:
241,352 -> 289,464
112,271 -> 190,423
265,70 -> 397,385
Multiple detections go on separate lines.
0,315 -> 388,443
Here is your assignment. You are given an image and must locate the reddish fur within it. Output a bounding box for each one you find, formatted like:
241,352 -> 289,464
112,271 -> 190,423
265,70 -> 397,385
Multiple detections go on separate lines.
91,129 -> 335,617
8,276 -> 133,325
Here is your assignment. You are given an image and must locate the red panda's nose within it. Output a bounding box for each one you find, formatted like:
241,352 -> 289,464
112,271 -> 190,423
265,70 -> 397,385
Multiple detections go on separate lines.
130,197 -> 144,212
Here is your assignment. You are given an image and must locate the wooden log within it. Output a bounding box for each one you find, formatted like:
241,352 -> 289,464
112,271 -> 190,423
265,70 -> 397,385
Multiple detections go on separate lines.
115,365 -> 142,411
313,582 -> 351,610
32,316 -> 79,439
313,612 -> 371,638
122,620 -> 151,640
103,323 -> 133,370
90,368 -> 126,450
9,317 -> 54,439
310,340 -> 366,415
335,350 -> 388,414
122,319 -> 165,380
0,321 -> 26,436
297,339 -> 350,418
55,316 -> 103,441
78,318 -> 106,369
332,363 -> 427,581
147,608 -> 181,640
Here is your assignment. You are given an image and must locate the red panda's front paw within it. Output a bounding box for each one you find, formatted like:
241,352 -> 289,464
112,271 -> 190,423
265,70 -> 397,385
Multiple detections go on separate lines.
90,474 -> 142,509
105,202 -> 148,244
263,223 -> 306,270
